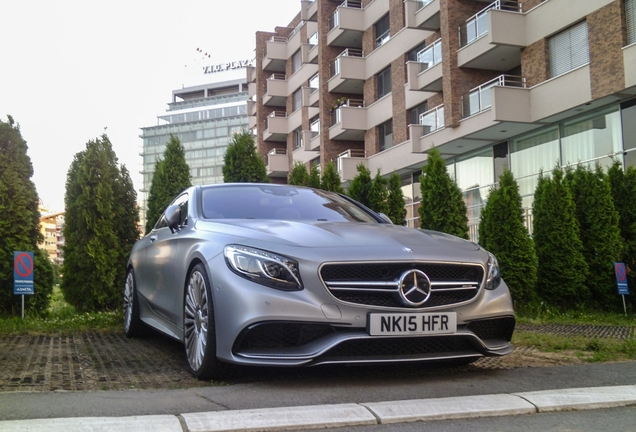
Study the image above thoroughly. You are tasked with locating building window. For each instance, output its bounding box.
[309,73,319,91]
[375,14,390,48]
[549,20,589,77]
[291,49,302,73]
[292,88,302,112]
[378,120,393,152]
[627,0,636,45]
[293,128,303,149]
[409,102,428,126]
[377,66,392,99]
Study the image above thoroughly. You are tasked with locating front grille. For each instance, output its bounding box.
[234,322,336,351]
[467,316,516,342]
[321,262,483,309]
[320,335,478,361]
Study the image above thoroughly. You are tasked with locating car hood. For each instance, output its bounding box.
[198,219,481,253]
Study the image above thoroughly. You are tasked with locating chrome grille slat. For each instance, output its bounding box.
[320,262,483,309]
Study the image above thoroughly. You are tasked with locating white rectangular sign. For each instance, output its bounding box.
[368,312,457,336]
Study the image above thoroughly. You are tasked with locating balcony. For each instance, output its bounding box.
[246,66,256,83]
[267,148,289,178]
[263,74,287,107]
[420,104,445,135]
[247,99,256,116]
[293,131,320,164]
[328,48,365,94]
[263,111,288,142]
[308,118,321,150]
[263,36,287,72]
[307,33,319,63]
[337,149,367,181]
[301,0,318,22]
[302,86,320,108]
[457,0,524,71]
[405,0,440,31]
[625,42,636,90]
[329,99,366,141]
[406,39,443,92]
[327,0,364,48]
[462,74,525,118]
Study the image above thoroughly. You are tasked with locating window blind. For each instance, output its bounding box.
[627,0,636,45]
[549,20,589,77]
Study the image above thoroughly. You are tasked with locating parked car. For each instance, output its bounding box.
[124,183,515,380]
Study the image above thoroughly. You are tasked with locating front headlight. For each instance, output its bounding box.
[485,253,502,290]
[224,245,303,291]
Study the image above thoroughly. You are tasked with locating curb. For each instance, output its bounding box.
[1,385,635,432]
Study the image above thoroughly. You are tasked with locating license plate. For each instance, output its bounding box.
[368,312,457,336]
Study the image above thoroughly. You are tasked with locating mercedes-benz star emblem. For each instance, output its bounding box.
[398,269,432,307]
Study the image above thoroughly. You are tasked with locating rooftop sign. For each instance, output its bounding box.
[203,59,254,74]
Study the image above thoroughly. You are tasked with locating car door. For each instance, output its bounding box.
[141,193,189,324]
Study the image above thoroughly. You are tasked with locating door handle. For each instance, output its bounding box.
[149,235,157,242]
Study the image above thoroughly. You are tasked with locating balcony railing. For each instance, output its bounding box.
[415,0,434,10]
[329,0,362,30]
[308,31,318,45]
[268,73,286,81]
[419,104,444,135]
[269,35,288,43]
[461,74,526,118]
[458,0,521,47]
[269,110,288,118]
[289,20,305,40]
[331,48,364,77]
[337,148,366,173]
[330,98,365,126]
[268,148,287,155]
[310,118,320,137]
[416,39,442,72]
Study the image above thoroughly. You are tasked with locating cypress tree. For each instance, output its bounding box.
[568,164,624,309]
[532,167,589,309]
[479,170,537,306]
[387,172,407,225]
[320,161,345,193]
[0,116,54,314]
[223,130,269,183]
[61,135,137,312]
[145,135,192,233]
[608,162,636,308]
[347,164,373,207]
[368,169,389,215]
[307,162,321,189]
[288,161,308,186]
[419,148,469,239]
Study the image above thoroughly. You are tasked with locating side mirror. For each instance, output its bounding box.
[164,205,181,233]
[378,213,393,224]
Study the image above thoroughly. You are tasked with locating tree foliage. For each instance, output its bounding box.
[607,161,636,307]
[368,170,389,216]
[222,130,269,183]
[479,170,537,306]
[61,135,139,312]
[320,161,345,193]
[0,116,54,314]
[419,148,469,239]
[288,161,308,186]
[145,135,192,233]
[567,164,624,309]
[307,162,321,189]
[387,172,407,225]
[532,167,589,309]
[347,164,373,207]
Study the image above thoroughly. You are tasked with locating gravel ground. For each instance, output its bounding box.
[0,324,633,393]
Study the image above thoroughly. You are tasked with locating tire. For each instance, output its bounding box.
[184,263,227,380]
[123,268,148,338]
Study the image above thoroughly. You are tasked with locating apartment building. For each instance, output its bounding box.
[249,0,636,239]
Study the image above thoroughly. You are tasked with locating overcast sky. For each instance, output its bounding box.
[0,0,300,212]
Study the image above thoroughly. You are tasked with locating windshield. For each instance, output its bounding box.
[200,185,380,223]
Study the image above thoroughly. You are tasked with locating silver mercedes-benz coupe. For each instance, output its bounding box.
[124,183,515,380]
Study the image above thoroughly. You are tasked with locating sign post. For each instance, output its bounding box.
[614,262,630,316]
[13,251,35,319]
